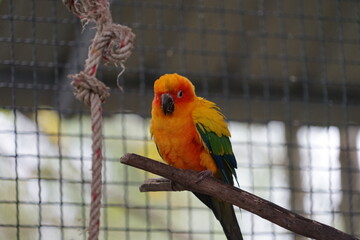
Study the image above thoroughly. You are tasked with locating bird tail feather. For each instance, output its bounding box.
[193,192,243,240]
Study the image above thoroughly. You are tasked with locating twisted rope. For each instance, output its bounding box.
[63,1,135,240]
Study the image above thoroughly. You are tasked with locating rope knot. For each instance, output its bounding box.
[70,71,110,106]
[100,24,136,66]
[62,1,135,240]
[63,0,109,24]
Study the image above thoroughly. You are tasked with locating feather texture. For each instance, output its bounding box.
[193,98,238,184]
[150,73,243,240]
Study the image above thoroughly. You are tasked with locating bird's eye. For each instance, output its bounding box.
[177,90,183,98]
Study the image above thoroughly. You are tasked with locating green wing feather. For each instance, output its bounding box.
[196,123,238,184]
[193,99,238,185]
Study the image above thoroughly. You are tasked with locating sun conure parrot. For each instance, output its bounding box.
[150,73,243,240]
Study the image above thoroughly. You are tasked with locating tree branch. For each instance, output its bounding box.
[140,178,186,192]
[120,153,359,240]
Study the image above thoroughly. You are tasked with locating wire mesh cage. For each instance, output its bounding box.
[0,0,359,239]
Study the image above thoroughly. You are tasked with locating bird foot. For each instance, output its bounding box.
[196,170,213,183]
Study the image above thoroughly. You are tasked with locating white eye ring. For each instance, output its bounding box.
[177,90,183,98]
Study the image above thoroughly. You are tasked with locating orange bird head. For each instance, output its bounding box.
[152,73,196,116]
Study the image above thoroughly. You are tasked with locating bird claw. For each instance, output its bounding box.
[196,170,213,183]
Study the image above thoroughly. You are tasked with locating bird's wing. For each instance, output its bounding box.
[193,98,238,184]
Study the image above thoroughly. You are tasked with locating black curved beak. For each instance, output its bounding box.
[161,93,174,115]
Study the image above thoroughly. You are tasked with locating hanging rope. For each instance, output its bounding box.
[62,1,135,240]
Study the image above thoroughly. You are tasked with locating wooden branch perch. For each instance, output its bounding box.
[120,153,359,240]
